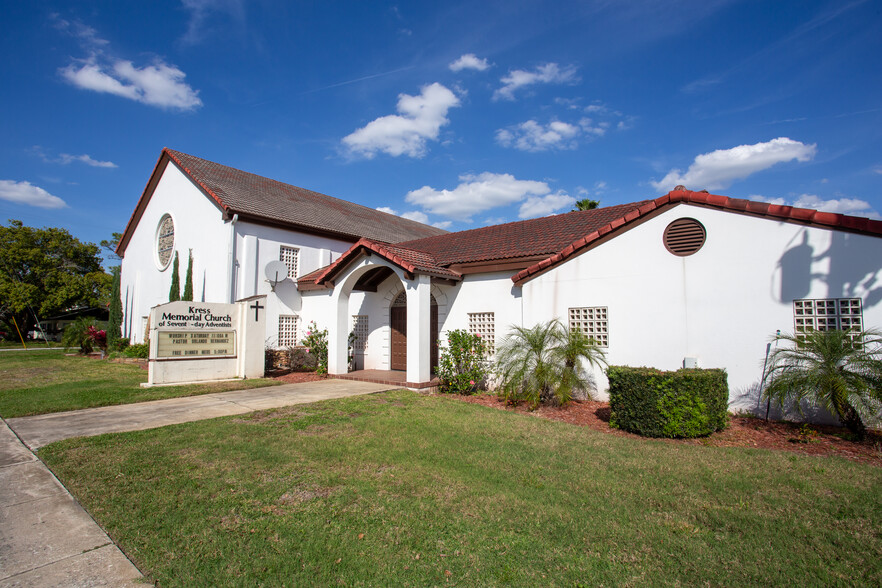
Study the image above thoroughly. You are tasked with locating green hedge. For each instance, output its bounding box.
[607,366,729,438]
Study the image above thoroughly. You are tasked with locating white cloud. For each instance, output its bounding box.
[405,172,554,222]
[58,153,117,168]
[449,53,490,72]
[376,206,447,227]
[401,210,429,224]
[0,180,67,209]
[493,63,578,101]
[651,137,817,192]
[496,118,608,152]
[519,191,576,219]
[752,193,880,219]
[61,58,203,111]
[342,83,460,159]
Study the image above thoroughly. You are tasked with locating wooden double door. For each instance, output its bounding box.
[390,297,438,374]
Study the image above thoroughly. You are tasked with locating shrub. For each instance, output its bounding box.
[608,366,728,438]
[300,321,328,374]
[123,342,149,358]
[437,329,490,394]
[289,346,318,371]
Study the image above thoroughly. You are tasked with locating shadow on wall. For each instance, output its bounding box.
[778,229,882,309]
[731,382,841,426]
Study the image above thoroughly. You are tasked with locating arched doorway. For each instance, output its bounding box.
[390,291,438,373]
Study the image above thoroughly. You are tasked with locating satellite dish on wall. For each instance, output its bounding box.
[264,260,289,291]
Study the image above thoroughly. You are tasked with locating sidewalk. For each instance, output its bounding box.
[1,379,398,585]
[7,379,398,450]
[0,420,143,586]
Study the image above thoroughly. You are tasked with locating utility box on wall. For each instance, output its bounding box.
[145,296,267,386]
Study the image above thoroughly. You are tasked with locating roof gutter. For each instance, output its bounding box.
[226,214,239,303]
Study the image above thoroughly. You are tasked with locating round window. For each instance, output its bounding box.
[663,218,706,256]
[155,214,175,269]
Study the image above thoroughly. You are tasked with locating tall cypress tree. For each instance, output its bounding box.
[169,252,181,302]
[107,266,123,348]
[182,250,194,301]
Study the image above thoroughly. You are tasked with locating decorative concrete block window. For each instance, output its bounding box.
[279,246,299,279]
[793,298,863,341]
[278,315,299,347]
[568,307,609,347]
[351,315,368,352]
[468,312,495,355]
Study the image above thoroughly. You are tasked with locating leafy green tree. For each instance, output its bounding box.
[763,329,882,440]
[573,199,599,211]
[107,266,122,349]
[99,231,123,263]
[168,252,180,302]
[0,220,110,336]
[182,250,193,301]
[497,319,607,409]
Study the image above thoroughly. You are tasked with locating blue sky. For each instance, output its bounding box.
[2,0,880,262]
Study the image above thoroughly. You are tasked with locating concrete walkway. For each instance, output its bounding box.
[7,379,398,450]
[1,379,398,586]
[1,420,143,586]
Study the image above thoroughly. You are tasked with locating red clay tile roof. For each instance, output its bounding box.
[312,239,461,286]
[511,189,882,285]
[117,149,447,255]
[395,201,653,265]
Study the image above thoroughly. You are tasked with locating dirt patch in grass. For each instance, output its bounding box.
[455,394,882,467]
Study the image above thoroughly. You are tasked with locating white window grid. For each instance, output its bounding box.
[793,298,863,341]
[351,315,368,353]
[279,246,299,279]
[278,315,299,348]
[568,307,609,347]
[468,312,495,355]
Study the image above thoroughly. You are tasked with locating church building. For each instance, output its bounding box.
[118,148,882,408]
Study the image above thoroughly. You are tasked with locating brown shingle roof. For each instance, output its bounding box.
[165,149,448,242]
[396,201,652,265]
[117,149,447,255]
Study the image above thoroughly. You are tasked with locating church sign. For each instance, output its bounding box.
[145,297,266,386]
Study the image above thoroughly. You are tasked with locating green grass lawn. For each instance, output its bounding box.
[0,350,280,417]
[40,390,882,587]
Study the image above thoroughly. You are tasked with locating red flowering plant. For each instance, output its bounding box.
[87,326,107,351]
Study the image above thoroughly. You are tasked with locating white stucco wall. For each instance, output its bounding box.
[231,220,353,348]
[120,164,357,347]
[120,164,230,343]
[519,204,882,409]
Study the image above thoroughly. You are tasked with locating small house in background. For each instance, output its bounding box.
[38,306,109,341]
[117,149,882,413]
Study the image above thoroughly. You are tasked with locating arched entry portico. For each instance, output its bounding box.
[390,291,438,373]
[327,257,437,385]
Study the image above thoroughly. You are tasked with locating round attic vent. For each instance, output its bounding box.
[663,218,706,256]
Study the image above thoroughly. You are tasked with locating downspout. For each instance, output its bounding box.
[227,214,239,303]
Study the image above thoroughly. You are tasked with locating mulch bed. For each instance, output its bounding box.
[269,370,328,384]
[455,394,882,467]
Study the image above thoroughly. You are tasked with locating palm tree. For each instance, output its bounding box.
[572,198,599,211]
[552,326,608,402]
[496,319,607,409]
[763,329,882,440]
